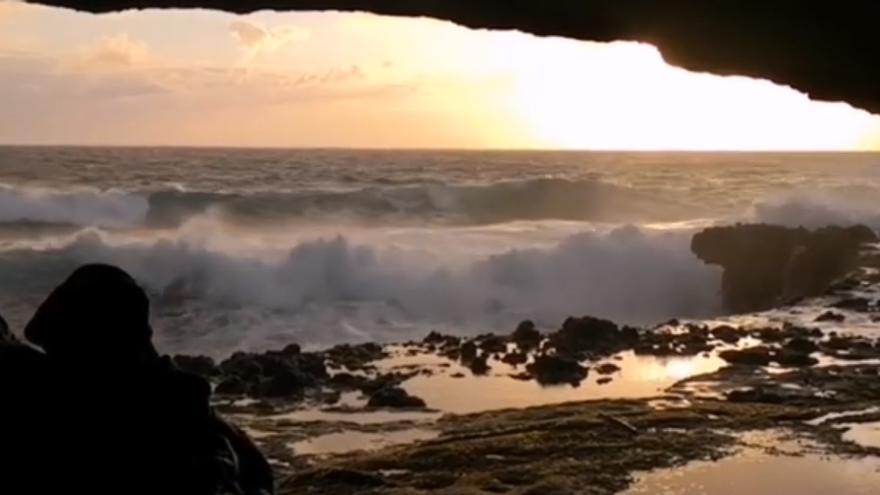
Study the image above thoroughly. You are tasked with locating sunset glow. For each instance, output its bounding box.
[1,2,879,150]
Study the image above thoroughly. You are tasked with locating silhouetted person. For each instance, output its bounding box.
[22,264,273,495]
[0,312,52,493]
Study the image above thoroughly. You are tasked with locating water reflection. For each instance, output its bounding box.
[393,350,725,414]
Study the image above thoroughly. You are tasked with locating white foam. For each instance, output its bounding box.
[1,224,721,353]
[0,184,148,227]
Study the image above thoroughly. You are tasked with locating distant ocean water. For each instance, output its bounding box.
[1,147,878,356]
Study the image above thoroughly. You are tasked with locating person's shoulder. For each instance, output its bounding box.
[154,356,213,406]
[0,343,46,367]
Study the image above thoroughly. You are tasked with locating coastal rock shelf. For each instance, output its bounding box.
[182,224,880,493]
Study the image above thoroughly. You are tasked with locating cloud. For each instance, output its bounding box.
[77,33,153,71]
[229,20,310,57]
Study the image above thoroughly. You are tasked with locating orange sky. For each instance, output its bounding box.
[1,2,879,150]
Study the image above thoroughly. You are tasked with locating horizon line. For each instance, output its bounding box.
[1,143,879,154]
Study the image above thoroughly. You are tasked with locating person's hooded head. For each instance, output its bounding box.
[25,264,156,366]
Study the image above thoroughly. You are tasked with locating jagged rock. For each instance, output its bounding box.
[501,351,528,367]
[833,297,873,312]
[367,386,426,409]
[469,354,491,375]
[816,311,846,323]
[329,372,366,389]
[217,349,328,398]
[460,341,478,363]
[512,320,542,349]
[172,355,220,377]
[774,349,819,367]
[725,387,786,404]
[785,337,819,354]
[526,354,588,386]
[215,376,247,396]
[692,224,877,312]
[549,316,636,357]
[424,331,461,350]
[323,343,385,371]
[479,335,508,354]
[711,325,742,344]
[257,367,311,398]
[219,352,263,381]
[719,347,773,366]
[595,363,621,375]
[751,327,786,343]
[281,343,301,356]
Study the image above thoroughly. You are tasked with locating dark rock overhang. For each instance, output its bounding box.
[28,0,880,114]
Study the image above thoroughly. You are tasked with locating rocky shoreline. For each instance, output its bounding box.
[155,223,880,494]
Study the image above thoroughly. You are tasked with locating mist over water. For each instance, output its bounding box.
[0,148,878,356]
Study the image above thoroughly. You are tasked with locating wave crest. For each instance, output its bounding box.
[0,226,721,352]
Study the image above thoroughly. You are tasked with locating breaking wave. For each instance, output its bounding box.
[0,178,694,228]
[0,226,722,353]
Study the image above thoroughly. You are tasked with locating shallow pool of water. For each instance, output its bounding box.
[625,431,880,495]
[395,350,725,414]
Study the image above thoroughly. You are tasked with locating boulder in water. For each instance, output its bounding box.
[367,386,427,409]
[512,320,542,349]
[527,354,588,386]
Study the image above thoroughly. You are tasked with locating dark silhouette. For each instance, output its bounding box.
[692,224,878,312]
[0,264,273,495]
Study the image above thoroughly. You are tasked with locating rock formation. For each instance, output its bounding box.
[692,224,877,313]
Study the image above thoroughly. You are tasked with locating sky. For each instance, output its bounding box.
[1,1,880,150]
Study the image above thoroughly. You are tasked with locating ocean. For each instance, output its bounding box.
[1,147,878,356]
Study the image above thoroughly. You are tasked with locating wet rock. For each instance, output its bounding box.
[217,349,328,398]
[450,372,466,379]
[330,372,367,390]
[172,355,219,377]
[725,387,786,404]
[501,351,528,367]
[595,363,621,375]
[597,377,613,386]
[215,376,247,396]
[549,316,635,357]
[257,367,311,398]
[719,347,773,366]
[460,341,478,363]
[512,320,542,349]
[424,331,457,346]
[833,297,872,312]
[287,469,388,490]
[692,224,877,312]
[367,386,427,409]
[469,354,491,375]
[526,354,588,386]
[479,335,508,354]
[710,325,742,345]
[752,327,786,343]
[323,343,386,371]
[774,349,819,367]
[823,336,864,351]
[816,311,846,323]
[785,337,819,354]
[281,343,301,356]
